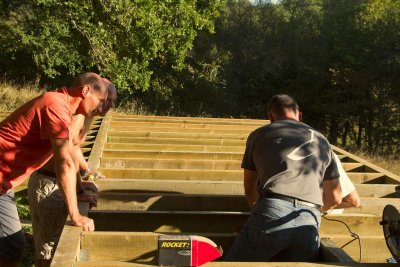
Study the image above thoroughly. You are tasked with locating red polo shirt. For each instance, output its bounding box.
[0,88,72,189]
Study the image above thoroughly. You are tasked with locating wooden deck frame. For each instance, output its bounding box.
[52,113,398,266]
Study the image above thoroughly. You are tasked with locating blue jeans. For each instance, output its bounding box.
[224,197,321,262]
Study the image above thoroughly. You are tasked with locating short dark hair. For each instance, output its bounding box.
[71,72,103,93]
[267,94,299,119]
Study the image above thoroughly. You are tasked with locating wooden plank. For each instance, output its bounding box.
[343,198,400,215]
[107,130,249,140]
[107,127,254,135]
[87,113,110,171]
[355,184,397,198]
[102,150,243,160]
[95,180,397,198]
[51,225,82,267]
[98,168,242,180]
[98,168,385,183]
[79,232,386,264]
[80,232,346,263]
[80,232,159,263]
[341,162,364,172]
[100,158,242,170]
[328,235,390,263]
[95,192,249,212]
[94,192,398,215]
[107,136,246,146]
[95,179,244,195]
[320,214,382,236]
[89,210,248,233]
[111,114,268,124]
[109,121,260,130]
[88,210,383,236]
[104,143,245,152]
[347,172,386,184]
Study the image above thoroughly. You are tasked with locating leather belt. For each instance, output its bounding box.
[38,169,57,178]
[260,192,321,210]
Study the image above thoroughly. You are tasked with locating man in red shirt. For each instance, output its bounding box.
[28,78,117,266]
[0,72,108,266]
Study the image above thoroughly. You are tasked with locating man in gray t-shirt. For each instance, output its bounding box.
[225,94,342,262]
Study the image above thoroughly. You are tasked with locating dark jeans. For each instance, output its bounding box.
[224,197,321,262]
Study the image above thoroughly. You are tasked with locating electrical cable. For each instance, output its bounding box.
[322,214,362,263]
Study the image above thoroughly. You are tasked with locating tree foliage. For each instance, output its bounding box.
[0,0,225,91]
[1,0,399,155]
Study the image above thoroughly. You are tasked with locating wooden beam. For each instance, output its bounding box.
[78,232,386,264]
[80,232,349,263]
[95,179,397,198]
[51,225,82,267]
[342,162,364,172]
[104,143,245,152]
[107,130,249,140]
[98,168,386,183]
[111,114,268,125]
[107,136,246,146]
[94,192,398,215]
[89,210,248,233]
[95,179,244,195]
[109,121,260,131]
[328,235,390,263]
[102,150,243,160]
[108,126,254,135]
[87,113,110,171]
[95,192,249,212]
[88,210,383,236]
[100,158,242,170]
[346,172,387,184]
[98,168,243,180]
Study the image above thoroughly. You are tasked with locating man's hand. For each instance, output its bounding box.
[81,181,99,192]
[77,192,97,209]
[82,171,105,181]
[71,214,95,232]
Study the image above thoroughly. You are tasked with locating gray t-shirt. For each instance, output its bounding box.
[241,120,339,206]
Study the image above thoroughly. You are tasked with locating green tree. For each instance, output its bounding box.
[0,0,225,92]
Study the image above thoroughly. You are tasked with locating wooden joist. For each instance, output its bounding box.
[96,179,398,198]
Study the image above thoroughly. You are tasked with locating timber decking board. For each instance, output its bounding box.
[100,157,363,171]
[106,130,249,140]
[95,179,398,198]
[98,168,387,184]
[94,192,399,215]
[87,210,383,236]
[79,232,388,263]
[107,136,246,146]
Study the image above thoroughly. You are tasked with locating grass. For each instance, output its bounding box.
[0,81,44,111]
[349,150,400,176]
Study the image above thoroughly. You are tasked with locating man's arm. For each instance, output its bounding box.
[322,178,342,212]
[332,153,361,209]
[50,138,94,231]
[244,169,258,207]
